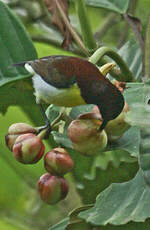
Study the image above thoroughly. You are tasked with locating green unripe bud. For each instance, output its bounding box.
[44,148,74,175]
[37,173,68,205]
[12,133,45,164]
[105,102,130,141]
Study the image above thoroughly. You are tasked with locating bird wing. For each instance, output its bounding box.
[30,56,77,89]
[13,56,124,128]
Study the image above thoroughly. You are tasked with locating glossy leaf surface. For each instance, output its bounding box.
[118,40,142,80]
[0,1,37,87]
[71,0,130,13]
[79,170,150,225]
[126,83,150,186]
[49,218,69,230]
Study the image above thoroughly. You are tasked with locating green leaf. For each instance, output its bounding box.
[70,149,138,204]
[106,83,143,158]
[51,131,73,149]
[0,1,37,87]
[70,105,94,119]
[66,206,93,230]
[109,127,140,157]
[49,206,93,230]
[118,40,142,80]
[49,218,69,230]
[124,83,144,105]
[71,0,130,14]
[0,79,39,115]
[46,105,62,123]
[140,128,150,185]
[125,83,150,185]
[126,103,150,127]
[79,169,150,225]
[110,82,144,157]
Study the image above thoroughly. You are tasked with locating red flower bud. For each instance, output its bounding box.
[44,148,74,175]
[68,114,107,156]
[5,123,36,151]
[37,173,68,205]
[12,133,45,164]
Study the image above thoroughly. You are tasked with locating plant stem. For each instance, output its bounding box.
[36,0,52,21]
[94,13,118,41]
[55,0,89,56]
[89,46,135,82]
[31,35,86,56]
[123,13,144,53]
[118,22,129,49]
[75,0,97,53]
[144,14,150,79]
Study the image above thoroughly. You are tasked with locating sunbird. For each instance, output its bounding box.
[14,56,124,130]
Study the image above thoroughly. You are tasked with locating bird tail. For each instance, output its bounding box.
[12,61,27,67]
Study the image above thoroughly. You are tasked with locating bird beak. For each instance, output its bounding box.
[99,63,116,76]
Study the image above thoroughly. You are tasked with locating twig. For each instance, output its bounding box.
[31,35,86,56]
[117,22,129,49]
[36,0,52,21]
[75,0,97,53]
[123,13,144,53]
[94,13,118,41]
[118,0,138,48]
[144,14,150,79]
[55,0,89,56]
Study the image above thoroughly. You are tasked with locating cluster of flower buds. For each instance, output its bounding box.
[5,123,74,205]
[5,123,45,164]
[37,147,73,205]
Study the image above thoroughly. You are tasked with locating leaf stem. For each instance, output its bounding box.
[123,13,144,53]
[144,14,150,79]
[89,46,135,82]
[55,0,89,56]
[94,13,118,42]
[36,0,52,21]
[75,0,97,53]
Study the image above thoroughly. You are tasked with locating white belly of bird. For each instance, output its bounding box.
[32,73,85,107]
[25,63,85,106]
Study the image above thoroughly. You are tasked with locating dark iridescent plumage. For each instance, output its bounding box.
[14,56,125,130]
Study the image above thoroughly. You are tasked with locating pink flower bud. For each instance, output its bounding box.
[5,123,36,151]
[37,173,68,205]
[68,114,107,156]
[44,148,74,175]
[12,133,45,164]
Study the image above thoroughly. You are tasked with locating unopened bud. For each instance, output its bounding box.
[12,133,45,164]
[105,102,130,141]
[68,114,107,156]
[37,173,68,205]
[5,123,36,151]
[44,148,74,175]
